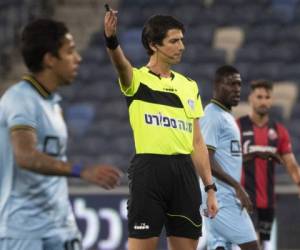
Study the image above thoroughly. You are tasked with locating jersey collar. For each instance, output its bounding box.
[211,99,231,112]
[148,69,175,80]
[22,75,51,99]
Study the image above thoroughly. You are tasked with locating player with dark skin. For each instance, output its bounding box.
[207,72,260,250]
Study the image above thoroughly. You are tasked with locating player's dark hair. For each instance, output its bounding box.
[141,15,185,56]
[21,18,69,73]
[214,65,240,84]
[250,79,273,92]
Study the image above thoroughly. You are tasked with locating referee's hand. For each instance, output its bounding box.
[206,190,219,218]
[104,6,118,38]
[81,164,122,189]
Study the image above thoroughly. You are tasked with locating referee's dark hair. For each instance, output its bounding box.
[141,15,185,56]
[21,18,69,73]
[250,79,273,92]
[214,65,240,84]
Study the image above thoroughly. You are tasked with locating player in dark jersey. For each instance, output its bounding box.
[237,80,300,250]
[104,6,218,250]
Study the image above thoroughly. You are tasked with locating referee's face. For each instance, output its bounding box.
[51,33,82,86]
[155,29,185,64]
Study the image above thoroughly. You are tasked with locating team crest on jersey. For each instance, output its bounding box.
[268,128,278,140]
[188,99,195,110]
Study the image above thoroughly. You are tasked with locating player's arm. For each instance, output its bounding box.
[243,151,259,162]
[208,149,253,212]
[11,127,121,189]
[243,151,282,164]
[191,119,218,218]
[281,153,300,195]
[104,6,133,88]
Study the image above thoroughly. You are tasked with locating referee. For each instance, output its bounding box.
[104,8,218,250]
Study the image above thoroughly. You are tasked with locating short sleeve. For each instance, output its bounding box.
[200,112,220,150]
[183,81,204,119]
[277,124,292,155]
[118,67,141,96]
[2,89,37,130]
[194,83,204,118]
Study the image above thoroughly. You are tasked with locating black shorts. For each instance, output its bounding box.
[127,154,202,239]
[251,207,275,241]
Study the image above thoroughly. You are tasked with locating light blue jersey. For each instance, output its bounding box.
[200,100,256,249]
[200,100,242,208]
[0,76,80,241]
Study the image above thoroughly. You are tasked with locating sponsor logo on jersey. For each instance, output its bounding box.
[231,140,242,156]
[144,113,192,133]
[163,87,177,92]
[243,139,277,154]
[242,131,254,136]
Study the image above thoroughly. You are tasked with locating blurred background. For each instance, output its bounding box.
[1,0,300,249]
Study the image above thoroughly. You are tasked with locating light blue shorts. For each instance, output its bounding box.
[0,237,81,250]
[204,205,257,250]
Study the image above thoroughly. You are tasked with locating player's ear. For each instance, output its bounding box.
[149,42,157,53]
[43,52,56,69]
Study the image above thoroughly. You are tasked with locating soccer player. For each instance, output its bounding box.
[0,19,121,250]
[104,7,218,250]
[237,80,300,250]
[200,65,259,250]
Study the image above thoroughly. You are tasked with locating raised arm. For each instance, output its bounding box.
[104,7,133,88]
[11,128,121,189]
[191,119,218,218]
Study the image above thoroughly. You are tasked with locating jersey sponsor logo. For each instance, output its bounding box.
[133,223,150,230]
[43,136,60,156]
[243,139,277,154]
[187,99,195,110]
[242,131,254,136]
[249,145,277,153]
[231,140,242,156]
[144,113,192,133]
[163,87,177,92]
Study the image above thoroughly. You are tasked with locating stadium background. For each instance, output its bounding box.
[1,0,300,249]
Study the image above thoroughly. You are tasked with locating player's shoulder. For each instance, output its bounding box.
[173,70,196,84]
[236,114,250,123]
[204,102,224,114]
[203,103,223,122]
[1,81,37,105]
[274,121,289,135]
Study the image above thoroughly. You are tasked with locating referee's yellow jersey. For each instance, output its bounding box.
[119,66,204,155]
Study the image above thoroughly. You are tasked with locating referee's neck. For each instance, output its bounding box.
[146,60,172,78]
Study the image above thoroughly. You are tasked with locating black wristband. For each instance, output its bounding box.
[104,33,119,50]
[205,183,217,192]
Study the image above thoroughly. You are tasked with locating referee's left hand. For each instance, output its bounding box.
[206,190,219,218]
